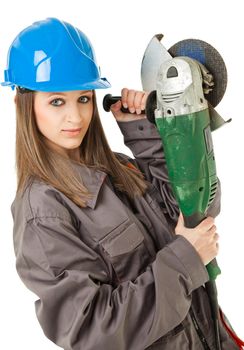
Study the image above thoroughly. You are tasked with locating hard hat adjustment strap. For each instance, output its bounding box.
[17,86,33,94]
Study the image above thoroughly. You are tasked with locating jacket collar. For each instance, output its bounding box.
[73,163,107,209]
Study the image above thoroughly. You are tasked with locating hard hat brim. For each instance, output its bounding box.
[1,77,111,92]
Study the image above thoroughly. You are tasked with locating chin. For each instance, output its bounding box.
[64,142,82,150]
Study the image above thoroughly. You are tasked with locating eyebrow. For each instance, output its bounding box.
[47,90,92,96]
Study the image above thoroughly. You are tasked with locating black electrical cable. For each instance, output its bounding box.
[185,214,222,350]
[205,280,221,350]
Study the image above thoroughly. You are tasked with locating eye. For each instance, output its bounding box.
[79,96,91,103]
[50,98,64,107]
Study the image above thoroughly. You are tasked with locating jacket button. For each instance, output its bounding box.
[138,125,144,131]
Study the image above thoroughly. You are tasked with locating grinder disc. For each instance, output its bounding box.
[168,39,227,107]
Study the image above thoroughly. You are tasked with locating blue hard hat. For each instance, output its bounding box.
[1,17,111,91]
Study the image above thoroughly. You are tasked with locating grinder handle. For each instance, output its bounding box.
[103,94,145,114]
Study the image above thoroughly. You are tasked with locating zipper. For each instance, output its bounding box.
[189,308,211,350]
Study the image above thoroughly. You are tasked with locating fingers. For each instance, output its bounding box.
[207,225,217,235]
[207,228,220,255]
[216,242,220,253]
[212,233,220,256]
[198,216,215,232]
[201,220,219,245]
[121,88,147,114]
[121,88,129,108]
[127,90,136,114]
[141,92,149,111]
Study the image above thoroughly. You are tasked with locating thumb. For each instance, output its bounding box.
[110,100,124,119]
[175,211,185,231]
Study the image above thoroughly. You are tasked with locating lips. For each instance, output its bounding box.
[62,128,82,132]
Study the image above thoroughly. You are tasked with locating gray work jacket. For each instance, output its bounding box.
[12,118,238,349]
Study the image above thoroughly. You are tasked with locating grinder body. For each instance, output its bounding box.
[155,110,217,225]
[152,56,221,280]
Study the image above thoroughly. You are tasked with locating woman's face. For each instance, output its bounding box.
[34,90,93,159]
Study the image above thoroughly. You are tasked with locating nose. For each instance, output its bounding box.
[66,103,83,124]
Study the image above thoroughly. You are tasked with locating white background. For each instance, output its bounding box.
[0,0,243,348]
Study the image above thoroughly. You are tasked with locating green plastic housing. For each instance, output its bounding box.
[155,108,221,280]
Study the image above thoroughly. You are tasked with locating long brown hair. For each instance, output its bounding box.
[15,90,149,207]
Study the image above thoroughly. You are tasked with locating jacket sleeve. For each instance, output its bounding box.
[116,118,221,220]
[15,215,209,350]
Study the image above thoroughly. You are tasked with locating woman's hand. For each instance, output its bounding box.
[110,88,149,122]
[175,213,220,266]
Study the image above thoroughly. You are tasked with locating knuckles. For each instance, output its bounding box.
[121,88,146,110]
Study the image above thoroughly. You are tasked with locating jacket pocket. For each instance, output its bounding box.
[147,324,189,349]
[99,222,152,283]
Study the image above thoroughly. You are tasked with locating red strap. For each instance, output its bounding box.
[219,308,244,349]
[126,161,140,171]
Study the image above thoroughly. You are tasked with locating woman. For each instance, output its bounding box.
[2,17,238,349]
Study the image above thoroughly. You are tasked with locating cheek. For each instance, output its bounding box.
[34,113,62,147]
[35,111,47,127]
[34,101,47,130]
[34,103,60,136]
[35,111,52,137]
[84,104,93,129]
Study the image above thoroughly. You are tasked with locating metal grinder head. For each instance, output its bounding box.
[168,39,227,107]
